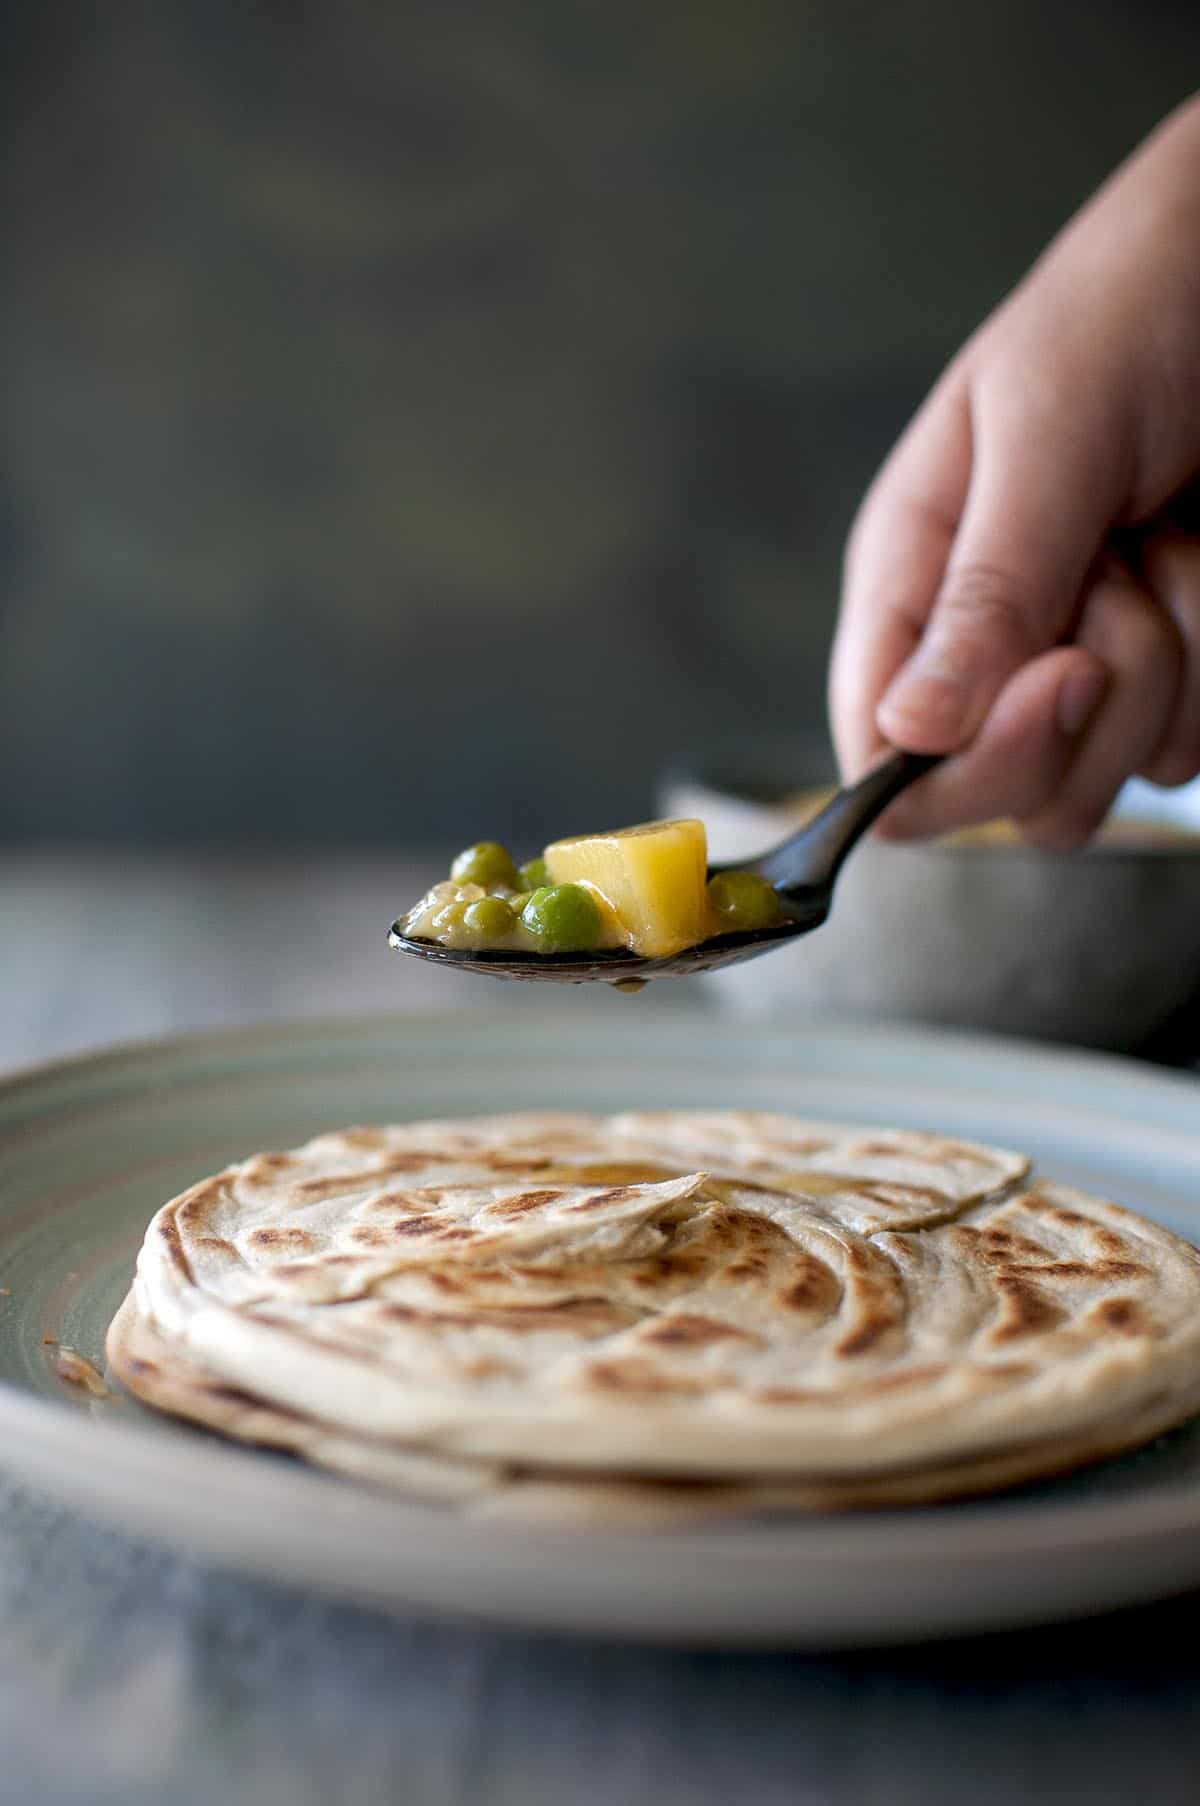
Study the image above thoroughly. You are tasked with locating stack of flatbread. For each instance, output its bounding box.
[107,1111,1200,1525]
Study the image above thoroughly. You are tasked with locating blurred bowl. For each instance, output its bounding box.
[661,740,1200,1059]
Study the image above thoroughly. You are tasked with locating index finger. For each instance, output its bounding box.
[829,372,971,780]
[875,359,1126,755]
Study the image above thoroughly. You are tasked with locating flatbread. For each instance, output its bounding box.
[106,1112,1200,1515]
[107,1287,1200,1525]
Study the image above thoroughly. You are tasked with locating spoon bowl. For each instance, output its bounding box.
[388,750,937,987]
[386,908,826,986]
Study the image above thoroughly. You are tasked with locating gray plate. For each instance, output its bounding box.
[1,1012,1199,1648]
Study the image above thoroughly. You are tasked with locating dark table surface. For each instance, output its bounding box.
[3,849,1199,1806]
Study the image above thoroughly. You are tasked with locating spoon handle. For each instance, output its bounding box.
[754,750,942,895]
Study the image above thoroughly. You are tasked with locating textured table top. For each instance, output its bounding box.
[3,848,1200,1806]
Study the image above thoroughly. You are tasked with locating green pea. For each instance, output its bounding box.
[521,883,603,953]
[450,841,520,889]
[462,896,517,941]
[518,856,549,891]
[508,891,533,914]
[707,871,783,933]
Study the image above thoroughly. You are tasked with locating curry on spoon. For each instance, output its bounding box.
[388,750,938,987]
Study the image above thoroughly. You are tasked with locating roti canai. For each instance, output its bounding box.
[106,1111,1200,1521]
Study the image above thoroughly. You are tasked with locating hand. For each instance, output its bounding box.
[830,95,1200,846]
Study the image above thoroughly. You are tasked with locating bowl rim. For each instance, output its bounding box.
[663,769,1200,863]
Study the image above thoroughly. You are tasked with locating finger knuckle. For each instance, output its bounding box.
[1085,580,1184,683]
[931,564,1040,674]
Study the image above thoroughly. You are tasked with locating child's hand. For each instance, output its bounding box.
[830,96,1200,845]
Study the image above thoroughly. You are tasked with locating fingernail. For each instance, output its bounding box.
[1056,665,1109,737]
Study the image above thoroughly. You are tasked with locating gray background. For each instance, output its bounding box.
[3,2,1199,846]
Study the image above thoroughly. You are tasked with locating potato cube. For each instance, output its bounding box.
[544,819,709,959]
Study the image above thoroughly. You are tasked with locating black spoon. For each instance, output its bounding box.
[388,750,940,987]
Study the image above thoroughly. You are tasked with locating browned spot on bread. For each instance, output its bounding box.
[990,1276,1067,1342]
[835,1264,906,1357]
[504,1299,632,1333]
[980,1229,1047,1258]
[776,1255,841,1315]
[176,1181,226,1229]
[364,1190,432,1215]
[1013,1187,1130,1231]
[984,1361,1036,1380]
[376,1152,458,1173]
[642,1313,757,1347]
[920,1139,987,1162]
[474,1152,553,1173]
[191,1235,238,1257]
[856,1141,903,1157]
[206,1379,305,1415]
[842,1244,875,1274]
[464,1357,517,1378]
[562,1186,644,1213]
[433,1227,478,1242]
[345,1226,392,1249]
[247,1227,319,1254]
[1092,1226,1131,1255]
[586,1358,711,1396]
[1007,1188,1047,1213]
[273,1254,359,1275]
[338,1128,387,1149]
[1004,1259,1148,1283]
[725,1256,769,1280]
[1090,1297,1159,1336]
[241,1152,298,1177]
[291,1155,448,1199]
[380,1298,631,1335]
[391,1216,440,1237]
[755,1364,948,1406]
[429,1272,465,1295]
[293,1174,370,1201]
[659,1250,711,1278]
[156,1214,191,1279]
[835,1314,894,1357]
[705,1206,780,1248]
[855,1362,948,1396]
[488,1189,566,1217]
[861,1181,945,1210]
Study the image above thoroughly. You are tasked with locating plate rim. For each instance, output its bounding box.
[3,1002,1199,1104]
[2,1010,1199,1634]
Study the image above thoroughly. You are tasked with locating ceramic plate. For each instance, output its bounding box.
[2,1013,1199,1648]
